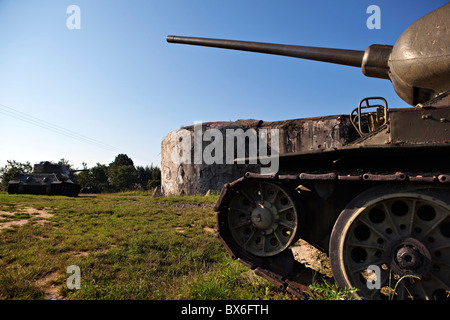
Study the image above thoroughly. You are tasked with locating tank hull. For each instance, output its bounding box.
[215,161,450,299]
[214,99,450,299]
[7,162,81,197]
[7,176,81,197]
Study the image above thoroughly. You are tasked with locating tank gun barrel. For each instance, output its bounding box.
[167,35,366,68]
[167,4,450,106]
[167,35,393,82]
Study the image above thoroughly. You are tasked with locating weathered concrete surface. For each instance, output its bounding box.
[161,115,357,195]
[161,120,260,195]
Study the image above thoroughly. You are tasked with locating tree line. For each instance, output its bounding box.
[0,154,161,193]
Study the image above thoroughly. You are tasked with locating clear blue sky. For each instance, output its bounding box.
[0,0,446,169]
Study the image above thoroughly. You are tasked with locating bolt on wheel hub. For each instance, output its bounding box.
[250,202,279,234]
[390,237,431,277]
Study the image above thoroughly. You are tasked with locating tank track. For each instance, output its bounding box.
[49,182,81,197]
[7,182,80,197]
[214,170,450,298]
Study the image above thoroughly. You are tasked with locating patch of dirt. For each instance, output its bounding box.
[35,270,64,300]
[0,207,54,231]
[0,218,29,230]
[291,239,333,277]
[174,227,185,234]
[70,251,89,258]
[174,225,216,234]
[203,226,215,234]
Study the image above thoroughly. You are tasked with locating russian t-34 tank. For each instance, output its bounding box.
[8,161,81,197]
[167,3,450,299]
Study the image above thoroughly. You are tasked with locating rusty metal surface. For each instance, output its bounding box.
[389,107,450,144]
[299,172,337,180]
[241,171,449,184]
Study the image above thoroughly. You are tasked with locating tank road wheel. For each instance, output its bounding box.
[226,181,300,257]
[330,186,450,300]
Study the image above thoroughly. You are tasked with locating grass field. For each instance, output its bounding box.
[0,191,301,300]
[0,191,355,300]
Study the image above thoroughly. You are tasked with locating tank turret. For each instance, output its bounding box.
[167,3,449,106]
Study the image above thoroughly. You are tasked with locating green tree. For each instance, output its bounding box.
[73,162,111,194]
[136,166,151,190]
[111,154,134,167]
[147,164,161,189]
[90,163,110,192]
[74,162,91,191]
[57,158,73,169]
[109,154,137,191]
[135,164,160,190]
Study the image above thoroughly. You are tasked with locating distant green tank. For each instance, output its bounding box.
[167,3,450,300]
[8,161,82,197]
